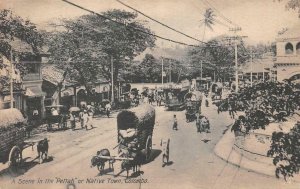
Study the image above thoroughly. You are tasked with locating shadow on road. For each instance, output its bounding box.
[162,161,174,167]
[0,156,54,178]
[146,149,162,164]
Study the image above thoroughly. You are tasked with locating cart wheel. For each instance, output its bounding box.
[145,136,152,162]
[8,146,22,170]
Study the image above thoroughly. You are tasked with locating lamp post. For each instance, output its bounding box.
[111,55,114,103]
[10,49,13,109]
[161,57,164,85]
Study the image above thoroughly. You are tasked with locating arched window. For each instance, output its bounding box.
[285,42,294,54]
[296,42,300,55]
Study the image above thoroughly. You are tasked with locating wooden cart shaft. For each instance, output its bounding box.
[97,155,134,161]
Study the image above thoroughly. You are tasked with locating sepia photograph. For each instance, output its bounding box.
[0,0,300,189]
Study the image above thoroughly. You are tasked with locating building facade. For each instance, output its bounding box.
[275,24,300,83]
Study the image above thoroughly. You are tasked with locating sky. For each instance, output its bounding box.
[0,0,299,48]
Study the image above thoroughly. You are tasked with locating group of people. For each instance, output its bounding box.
[69,102,112,131]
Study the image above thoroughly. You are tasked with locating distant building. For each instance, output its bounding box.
[275,24,300,83]
[42,65,111,108]
[0,39,48,119]
[241,52,276,85]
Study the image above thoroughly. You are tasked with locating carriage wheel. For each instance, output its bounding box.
[8,146,22,171]
[145,136,152,162]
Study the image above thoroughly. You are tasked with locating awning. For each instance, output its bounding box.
[25,86,46,97]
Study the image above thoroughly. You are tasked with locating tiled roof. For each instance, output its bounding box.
[6,38,48,54]
[42,65,65,86]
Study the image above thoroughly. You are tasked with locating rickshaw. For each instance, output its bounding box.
[44,105,68,131]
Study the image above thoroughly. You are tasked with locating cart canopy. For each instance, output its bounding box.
[0,108,25,128]
[117,104,155,130]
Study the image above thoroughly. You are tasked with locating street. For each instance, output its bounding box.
[1,99,299,189]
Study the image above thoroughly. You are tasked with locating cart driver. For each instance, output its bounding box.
[119,128,138,155]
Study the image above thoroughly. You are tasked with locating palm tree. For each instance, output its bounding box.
[200,8,215,41]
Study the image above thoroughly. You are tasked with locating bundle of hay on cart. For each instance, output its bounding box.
[117,104,155,162]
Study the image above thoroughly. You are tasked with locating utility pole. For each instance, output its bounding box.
[10,49,13,109]
[200,61,203,79]
[250,47,253,87]
[111,56,114,103]
[161,58,164,85]
[214,70,216,82]
[169,60,171,83]
[235,42,238,92]
[262,64,265,82]
[228,27,247,93]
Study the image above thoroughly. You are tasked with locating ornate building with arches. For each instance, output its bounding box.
[275,24,300,83]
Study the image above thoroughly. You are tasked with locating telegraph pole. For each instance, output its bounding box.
[169,60,171,83]
[234,42,238,92]
[228,27,247,93]
[161,58,164,85]
[250,47,253,87]
[111,56,114,103]
[200,61,203,79]
[10,49,13,109]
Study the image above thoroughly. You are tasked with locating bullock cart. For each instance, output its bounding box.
[91,104,155,176]
[184,92,201,122]
[0,109,46,171]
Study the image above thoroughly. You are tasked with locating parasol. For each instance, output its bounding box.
[69,107,80,112]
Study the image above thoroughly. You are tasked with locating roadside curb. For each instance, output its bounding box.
[214,124,300,183]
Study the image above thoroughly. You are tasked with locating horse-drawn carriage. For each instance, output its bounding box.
[211,82,223,100]
[184,91,202,122]
[91,104,155,177]
[44,105,68,131]
[0,108,47,172]
[164,87,187,111]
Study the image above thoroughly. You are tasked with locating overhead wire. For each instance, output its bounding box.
[115,0,205,44]
[61,0,207,48]
[200,0,240,28]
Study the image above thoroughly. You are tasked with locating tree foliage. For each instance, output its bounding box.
[187,36,248,82]
[277,0,300,17]
[268,122,300,180]
[0,9,43,87]
[47,9,156,92]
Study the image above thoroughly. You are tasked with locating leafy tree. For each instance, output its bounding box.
[200,8,215,41]
[0,9,43,87]
[139,54,161,82]
[47,9,156,96]
[268,122,300,180]
[188,36,248,82]
[277,0,300,17]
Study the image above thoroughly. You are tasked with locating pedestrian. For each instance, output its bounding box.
[228,101,235,119]
[82,109,89,130]
[69,112,76,130]
[231,115,246,135]
[105,102,111,118]
[172,114,178,130]
[87,106,94,129]
[157,95,161,106]
[195,113,200,132]
[79,110,84,128]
